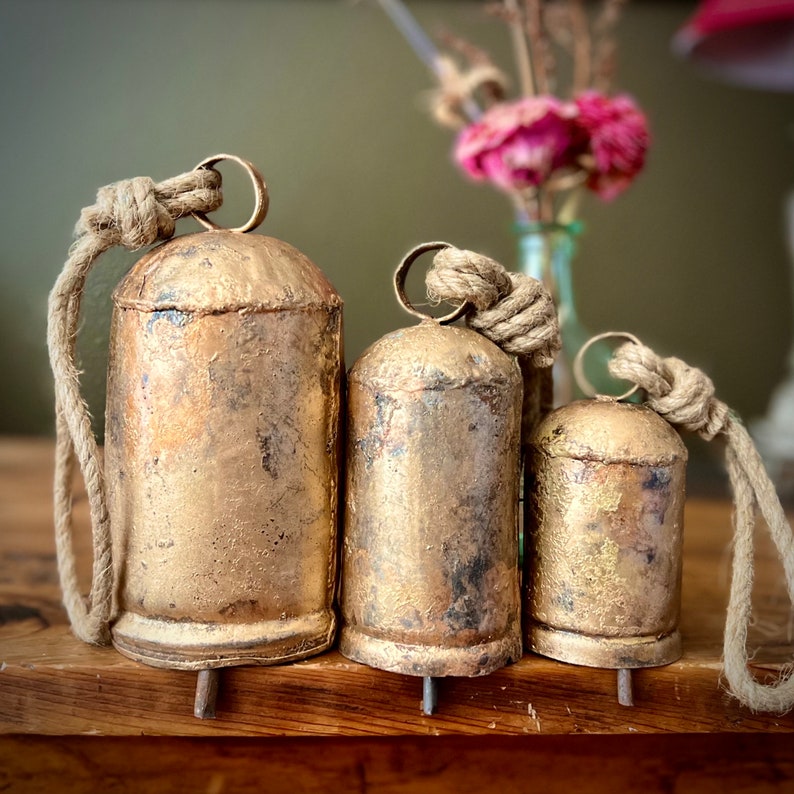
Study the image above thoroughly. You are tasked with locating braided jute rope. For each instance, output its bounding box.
[426,247,560,367]
[609,339,794,713]
[426,246,561,441]
[47,166,223,645]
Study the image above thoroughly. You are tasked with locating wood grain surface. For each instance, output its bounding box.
[2,734,794,794]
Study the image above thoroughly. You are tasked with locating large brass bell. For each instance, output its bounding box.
[339,242,523,714]
[104,155,343,715]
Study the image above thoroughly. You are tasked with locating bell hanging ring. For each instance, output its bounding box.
[524,333,687,706]
[104,156,343,701]
[339,242,523,715]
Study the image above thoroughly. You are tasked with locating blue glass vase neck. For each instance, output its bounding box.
[515,223,581,329]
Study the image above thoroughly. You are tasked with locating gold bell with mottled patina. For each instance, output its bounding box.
[104,156,343,676]
[339,243,523,712]
[524,395,688,701]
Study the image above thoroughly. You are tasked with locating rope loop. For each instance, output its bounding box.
[47,160,226,644]
[603,333,794,712]
[609,340,731,440]
[75,169,222,251]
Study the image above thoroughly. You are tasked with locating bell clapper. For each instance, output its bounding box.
[422,676,438,715]
[617,668,634,707]
[194,668,220,719]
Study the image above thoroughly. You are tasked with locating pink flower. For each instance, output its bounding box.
[454,96,578,193]
[573,91,650,200]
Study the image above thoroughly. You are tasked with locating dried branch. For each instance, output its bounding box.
[592,0,627,93]
[568,0,592,95]
[544,2,574,53]
[436,27,494,67]
[524,0,552,94]
[502,0,535,96]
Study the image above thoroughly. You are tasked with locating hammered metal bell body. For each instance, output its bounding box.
[524,399,687,669]
[104,229,343,670]
[340,319,523,678]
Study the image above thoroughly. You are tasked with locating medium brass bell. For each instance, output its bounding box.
[339,243,523,714]
[524,396,687,705]
[104,157,343,710]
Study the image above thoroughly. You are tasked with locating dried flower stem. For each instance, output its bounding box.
[437,28,492,67]
[511,190,536,224]
[503,0,535,96]
[538,188,555,223]
[594,0,627,41]
[569,0,592,95]
[557,188,583,225]
[592,0,627,92]
[524,0,550,95]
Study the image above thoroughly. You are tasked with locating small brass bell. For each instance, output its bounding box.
[524,343,688,705]
[103,156,343,714]
[339,243,524,714]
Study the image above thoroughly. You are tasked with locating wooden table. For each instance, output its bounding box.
[1,438,793,791]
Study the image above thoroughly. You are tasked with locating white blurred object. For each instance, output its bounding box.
[751,190,794,495]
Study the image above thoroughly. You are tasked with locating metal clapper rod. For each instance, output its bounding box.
[423,676,438,715]
[194,669,221,719]
[617,668,634,707]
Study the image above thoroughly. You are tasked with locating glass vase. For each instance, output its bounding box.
[515,221,614,405]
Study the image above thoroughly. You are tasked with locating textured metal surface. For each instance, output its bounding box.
[340,320,523,678]
[105,230,343,670]
[524,399,687,669]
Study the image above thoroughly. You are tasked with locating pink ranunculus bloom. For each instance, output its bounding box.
[454,96,579,193]
[573,91,650,200]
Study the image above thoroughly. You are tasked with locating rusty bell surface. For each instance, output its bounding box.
[524,399,688,669]
[340,319,523,678]
[105,229,343,670]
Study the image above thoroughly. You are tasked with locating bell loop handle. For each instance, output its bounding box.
[192,153,269,234]
[573,331,642,402]
[394,241,470,325]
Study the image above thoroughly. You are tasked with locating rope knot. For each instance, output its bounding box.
[427,248,512,310]
[74,168,223,251]
[426,246,560,368]
[609,341,731,440]
[48,161,224,645]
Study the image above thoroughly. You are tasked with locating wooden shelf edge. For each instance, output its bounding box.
[1,628,792,737]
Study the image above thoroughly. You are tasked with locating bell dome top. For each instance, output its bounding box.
[113,230,341,314]
[532,399,688,466]
[350,320,520,393]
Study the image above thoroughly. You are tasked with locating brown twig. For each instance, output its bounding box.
[437,26,493,67]
[524,0,551,94]
[568,0,592,95]
[592,0,627,92]
[502,0,535,96]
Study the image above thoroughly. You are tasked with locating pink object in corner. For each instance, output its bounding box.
[673,0,794,91]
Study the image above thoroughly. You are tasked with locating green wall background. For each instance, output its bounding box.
[1,0,793,459]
